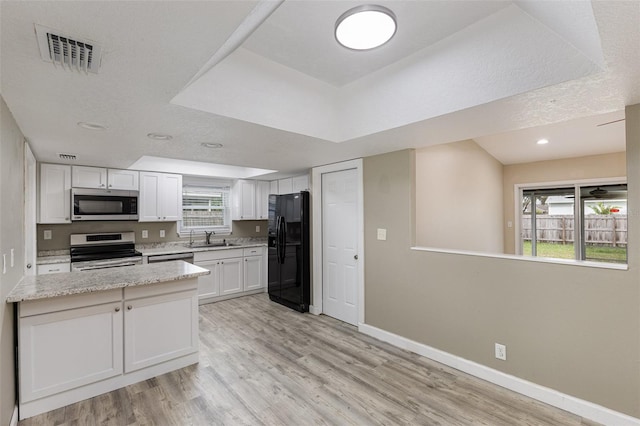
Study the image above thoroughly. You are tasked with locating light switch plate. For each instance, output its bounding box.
[256,225,261,233]
[160,230,165,238]
[44,230,52,240]
[142,230,148,239]
[377,228,387,241]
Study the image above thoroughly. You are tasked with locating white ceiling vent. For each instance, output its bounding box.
[35,24,102,74]
[58,153,77,161]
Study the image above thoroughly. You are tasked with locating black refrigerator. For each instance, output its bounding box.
[268,191,310,312]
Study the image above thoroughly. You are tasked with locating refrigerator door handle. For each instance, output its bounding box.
[275,216,282,264]
[281,218,287,264]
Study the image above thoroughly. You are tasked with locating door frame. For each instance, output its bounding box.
[310,159,364,326]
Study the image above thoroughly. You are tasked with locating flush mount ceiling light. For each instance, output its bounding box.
[147,133,173,141]
[335,5,397,50]
[77,121,107,131]
[201,143,223,149]
[537,138,549,145]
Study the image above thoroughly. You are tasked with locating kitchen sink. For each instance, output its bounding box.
[185,242,239,248]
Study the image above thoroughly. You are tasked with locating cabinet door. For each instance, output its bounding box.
[160,173,182,221]
[124,289,198,373]
[72,166,107,189]
[196,259,220,299]
[37,263,71,275]
[292,175,309,192]
[220,257,243,295]
[139,172,161,221]
[19,302,123,402]
[233,180,256,220]
[269,180,278,196]
[39,164,71,224]
[278,178,293,195]
[244,255,263,291]
[255,181,270,220]
[108,169,139,190]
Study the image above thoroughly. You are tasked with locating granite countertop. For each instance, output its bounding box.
[6,261,210,303]
[138,242,266,257]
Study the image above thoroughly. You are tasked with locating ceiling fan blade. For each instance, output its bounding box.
[596,118,625,127]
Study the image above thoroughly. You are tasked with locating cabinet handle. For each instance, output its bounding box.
[163,216,166,219]
[115,307,121,312]
[108,184,112,188]
[100,184,105,187]
[127,305,132,310]
[65,217,69,221]
[157,217,161,219]
[26,263,32,269]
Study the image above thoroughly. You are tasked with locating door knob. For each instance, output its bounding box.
[354,254,358,260]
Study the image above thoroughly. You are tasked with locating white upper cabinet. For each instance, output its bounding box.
[256,181,271,220]
[277,178,293,195]
[269,180,278,196]
[292,174,309,192]
[72,166,139,190]
[39,163,71,224]
[232,179,256,220]
[139,172,182,222]
[107,169,139,190]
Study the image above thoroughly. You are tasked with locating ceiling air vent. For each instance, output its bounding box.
[35,24,102,74]
[58,153,77,161]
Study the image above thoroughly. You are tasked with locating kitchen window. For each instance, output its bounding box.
[179,177,231,236]
[519,182,627,264]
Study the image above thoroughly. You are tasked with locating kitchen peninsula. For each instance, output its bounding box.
[6,261,209,420]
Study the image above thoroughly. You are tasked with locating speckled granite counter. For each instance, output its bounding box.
[6,261,210,303]
[138,242,266,257]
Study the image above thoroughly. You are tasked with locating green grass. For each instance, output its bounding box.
[522,241,626,263]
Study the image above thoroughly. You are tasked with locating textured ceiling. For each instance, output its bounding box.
[1,0,638,179]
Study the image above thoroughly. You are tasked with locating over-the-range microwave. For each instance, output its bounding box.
[71,188,139,221]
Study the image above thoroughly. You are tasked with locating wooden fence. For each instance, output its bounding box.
[521,215,627,247]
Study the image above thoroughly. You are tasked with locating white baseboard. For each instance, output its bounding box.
[10,405,18,426]
[308,305,321,315]
[358,323,640,426]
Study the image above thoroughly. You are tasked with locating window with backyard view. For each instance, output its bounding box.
[521,183,627,264]
[180,178,231,235]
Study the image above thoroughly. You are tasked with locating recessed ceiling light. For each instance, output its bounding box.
[147,133,173,141]
[77,122,107,131]
[335,5,397,50]
[537,138,549,145]
[201,143,223,149]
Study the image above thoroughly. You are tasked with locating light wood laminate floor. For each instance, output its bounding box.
[20,293,600,426]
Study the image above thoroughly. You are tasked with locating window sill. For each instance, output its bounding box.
[410,246,628,271]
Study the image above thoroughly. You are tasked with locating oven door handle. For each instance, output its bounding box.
[77,262,139,271]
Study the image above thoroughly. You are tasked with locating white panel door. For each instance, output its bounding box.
[278,178,293,194]
[322,168,358,325]
[256,181,270,219]
[19,302,123,402]
[39,164,71,223]
[244,255,263,291]
[108,169,139,190]
[196,259,220,299]
[72,166,107,189]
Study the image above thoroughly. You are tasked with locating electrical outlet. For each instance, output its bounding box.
[507,221,513,228]
[44,230,52,240]
[256,225,261,233]
[142,230,148,239]
[160,230,165,238]
[495,343,507,361]
[377,228,387,241]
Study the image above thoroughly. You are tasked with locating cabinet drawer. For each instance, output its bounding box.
[194,248,244,263]
[20,289,122,318]
[242,247,264,257]
[37,263,70,275]
[124,278,197,300]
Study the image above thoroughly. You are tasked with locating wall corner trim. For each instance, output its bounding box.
[11,405,19,426]
[308,305,321,315]
[358,323,640,426]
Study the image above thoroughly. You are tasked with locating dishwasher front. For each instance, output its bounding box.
[146,252,194,264]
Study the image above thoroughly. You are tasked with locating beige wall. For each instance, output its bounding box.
[37,219,267,251]
[0,96,24,425]
[363,106,640,417]
[502,152,626,254]
[416,140,503,253]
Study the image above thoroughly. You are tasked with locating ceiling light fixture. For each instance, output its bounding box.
[77,122,107,131]
[537,138,549,145]
[147,133,173,141]
[335,5,397,50]
[201,143,223,149]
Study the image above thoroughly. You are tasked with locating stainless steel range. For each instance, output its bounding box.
[70,232,143,271]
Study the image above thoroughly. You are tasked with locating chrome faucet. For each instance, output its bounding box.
[205,230,214,245]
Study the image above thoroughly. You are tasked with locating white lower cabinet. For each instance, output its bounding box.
[124,287,198,373]
[17,280,198,420]
[19,300,123,403]
[194,246,266,304]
